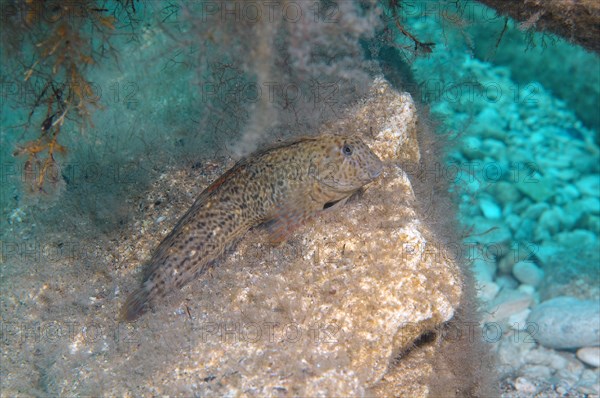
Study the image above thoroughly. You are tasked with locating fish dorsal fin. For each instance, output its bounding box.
[246,134,321,160]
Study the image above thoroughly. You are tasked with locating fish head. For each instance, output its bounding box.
[312,135,383,195]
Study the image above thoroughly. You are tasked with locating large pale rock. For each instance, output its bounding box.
[512,261,545,287]
[577,347,600,368]
[528,296,600,349]
[127,78,460,396]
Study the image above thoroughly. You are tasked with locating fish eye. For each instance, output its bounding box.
[342,143,353,156]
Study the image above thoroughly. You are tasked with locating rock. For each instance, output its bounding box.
[122,78,462,396]
[482,138,507,159]
[496,330,535,377]
[527,297,600,349]
[477,280,500,302]
[586,214,600,234]
[576,174,600,197]
[505,213,521,232]
[533,244,560,267]
[518,284,536,297]
[514,218,535,241]
[577,381,600,396]
[525,346,569,371]
[572,148,599,171]
[491,181,521,206]
[512,197,533,215]
[496,275,519,290]
[555,230,598,248]
[514,377,538,394]
[485,289,533,324]
[479,197,502,219]
[555,184,581,205]
[498,254,516,275]
[472,258,496,282]
[462,136,484,160]
[534,207,562,241]
[508,308,531,331]
[577,197,600,215]
[552,167,580,182]
[472,108,506,140]
[519,364,553,380]
[521,202,550,220]
[516,177,555,202]
[512,261,545,287]
[556,357,585,385]
[577,369,600,395]
[577,347,600,368]
[560,197,600,231]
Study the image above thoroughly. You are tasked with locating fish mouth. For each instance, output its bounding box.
[370,167,382,179]
[369,163,383,180]
[368,161,384,179]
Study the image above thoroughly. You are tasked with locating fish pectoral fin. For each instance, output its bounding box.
[263,207,312,244]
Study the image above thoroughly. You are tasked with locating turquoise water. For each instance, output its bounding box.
[1,1,598,396]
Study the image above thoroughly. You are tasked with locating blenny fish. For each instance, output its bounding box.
[120,134,383,321]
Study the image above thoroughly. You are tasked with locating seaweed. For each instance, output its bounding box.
[3,0,135,196]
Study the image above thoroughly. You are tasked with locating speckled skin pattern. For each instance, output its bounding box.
[120,134,383,321]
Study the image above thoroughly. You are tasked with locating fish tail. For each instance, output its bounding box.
[120,283,153,321]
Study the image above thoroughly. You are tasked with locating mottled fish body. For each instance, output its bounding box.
[120,134,383,321]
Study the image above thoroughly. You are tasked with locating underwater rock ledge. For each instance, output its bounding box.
[124,77,464,396]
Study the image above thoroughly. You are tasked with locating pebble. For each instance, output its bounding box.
[587,214,600,234]
[517,284,536,296]
[512,261,544,287]
[514,218,535,241]
[577,196,600,215]
[561,184,581,201]
[555,229,597,248]
[525,346,568,369]
[496,275,519,290]
[479,197,502,219]
[508,308,531,331]
[516,177,555,202]
[491,181,521,205]
[532,244,560,267]
[496,330,535,373]
[577,347,600,368]
[474,108,506,139]
[577,369,600,395]
[537,207,562,236]
[519,364,553,380]
[521,202,550,220]
[527,296,600,349]
[486,289,533,323]
[477,280,500,302]
[512,197,532,215]
[514,377,537,394]
[575,174,600,197]
[577,381,600,396]
[472,258,496,282]
[498,255,517,275]
[505,213,521,232]
[462,136,484,160]
[482,139,507,162]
